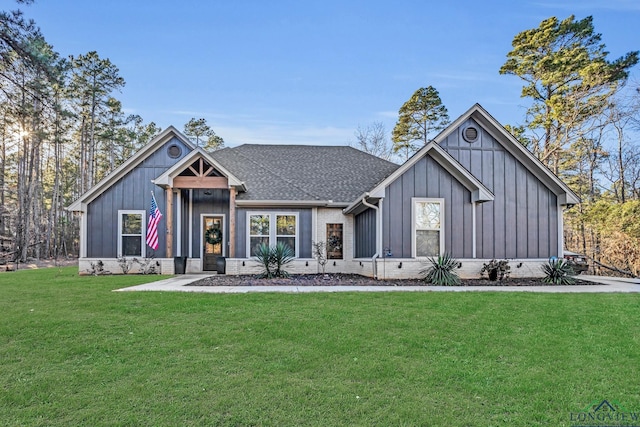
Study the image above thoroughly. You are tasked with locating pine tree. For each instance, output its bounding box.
[392,86,449,160]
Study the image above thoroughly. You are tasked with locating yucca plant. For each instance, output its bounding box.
[542,258,576,285]
[272,242,295,278]
[253,242,295,278]
[421,253,461,286]
[254,243,275,278]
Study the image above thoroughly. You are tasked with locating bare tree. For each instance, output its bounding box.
[352,121,395,161]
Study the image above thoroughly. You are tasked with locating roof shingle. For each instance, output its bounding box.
[211,145,399,203]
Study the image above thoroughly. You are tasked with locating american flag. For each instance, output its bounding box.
[146,192,163,250]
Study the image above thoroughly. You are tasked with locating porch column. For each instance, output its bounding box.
[229,187,236,257]
[166,188,173,258]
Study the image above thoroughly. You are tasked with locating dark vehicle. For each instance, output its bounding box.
[563,250,589,274]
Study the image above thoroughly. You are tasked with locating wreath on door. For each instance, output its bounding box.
[205,227,222,245]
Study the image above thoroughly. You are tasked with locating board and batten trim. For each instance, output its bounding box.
[558,199,564,257]
[80,206,88,258]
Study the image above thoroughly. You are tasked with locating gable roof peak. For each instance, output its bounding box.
[446,104,579,205]
[67,125,195,211]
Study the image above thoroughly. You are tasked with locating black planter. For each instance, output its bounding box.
[174,256,187,274]
[216,257,226,275]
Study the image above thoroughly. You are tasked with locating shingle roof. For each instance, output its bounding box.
[210,145,399,203]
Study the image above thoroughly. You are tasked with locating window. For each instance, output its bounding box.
[118,210,145,257]
[247,212,298,257]
[326,224,343,259]
[412,199,444,257]
[276,215,296,250]
[249,214,270,255]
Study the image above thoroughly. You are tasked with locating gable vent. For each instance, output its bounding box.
[167,144,182,158]
[462,126,479,143]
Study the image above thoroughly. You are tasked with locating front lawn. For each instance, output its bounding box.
[2,267,639,426]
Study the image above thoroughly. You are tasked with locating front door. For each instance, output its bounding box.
[203,216,224,271]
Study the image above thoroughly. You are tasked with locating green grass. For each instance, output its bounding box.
[2,267,640,426]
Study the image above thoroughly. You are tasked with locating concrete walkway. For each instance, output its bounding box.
[115,274,640,293]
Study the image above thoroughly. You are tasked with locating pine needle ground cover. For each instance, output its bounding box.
[2,268,639,426]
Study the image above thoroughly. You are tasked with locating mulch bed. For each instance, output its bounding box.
[188,273,598,287]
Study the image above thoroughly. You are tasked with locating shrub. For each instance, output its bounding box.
[254,243,275,278]
[542,258,576,285]
[272,242,295,278]
[312,241,328,276]
[87,260,107,276]
[421,253,460,286]
[254,243,295,279]
[480,259,511,281]
[117,256,135,274]
[137,258,160,275]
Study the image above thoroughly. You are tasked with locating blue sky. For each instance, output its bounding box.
[12,0,640,147]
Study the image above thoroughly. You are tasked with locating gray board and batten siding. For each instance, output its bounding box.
[382,155,474,259]
[381,118,559,260]
[235,208,313,259]
[354,208,377,258]
[85,136,192,258]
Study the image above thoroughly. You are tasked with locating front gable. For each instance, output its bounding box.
[437,104,579,205]
[67,126,195,212]
[345,104,577,261]
[153,147,246,191]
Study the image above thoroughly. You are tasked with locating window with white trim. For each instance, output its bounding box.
[247,212,298,257]
[248,214,270,255]
[412,198,444,257]
[118,210,145,257]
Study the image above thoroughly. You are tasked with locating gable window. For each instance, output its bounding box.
[247,212,298,257]
[326,223,343,259]
[412,198,444,257]
[118,210,145,257]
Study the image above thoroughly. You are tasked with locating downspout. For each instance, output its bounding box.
[362,193,381,279]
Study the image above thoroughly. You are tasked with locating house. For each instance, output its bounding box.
[67,104,579,278]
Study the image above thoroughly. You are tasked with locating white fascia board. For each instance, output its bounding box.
[343,192,369,214]
[365,141,441,199]
[66,126,195,211]
[427,144,494,202]
[469,105,580,206]
[153,147,246,191]
[365,142,493,203]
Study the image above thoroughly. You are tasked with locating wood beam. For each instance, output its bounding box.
[166,188,173,258]
[229,188,236,258]
[173,176,228,189]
